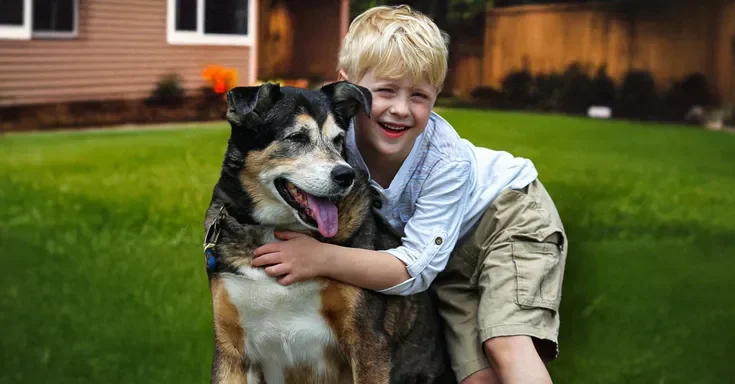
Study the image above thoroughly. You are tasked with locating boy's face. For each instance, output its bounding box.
[346,69,437,161]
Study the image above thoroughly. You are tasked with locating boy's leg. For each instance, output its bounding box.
[431,238,495,382]
[432,179,566,383]
[476,179,567,381]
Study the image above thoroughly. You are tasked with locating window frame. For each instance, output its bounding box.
[167,0,255,46]
[0,0,33,40]
[32,0,80,39]
[0,0,79,40]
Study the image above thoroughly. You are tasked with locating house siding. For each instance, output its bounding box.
[0,0,252,106]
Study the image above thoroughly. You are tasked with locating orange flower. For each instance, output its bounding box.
[202,64,238,94]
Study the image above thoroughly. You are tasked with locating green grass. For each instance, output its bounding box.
[1,111,734,383]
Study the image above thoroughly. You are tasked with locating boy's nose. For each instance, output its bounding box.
[389,98,410,117]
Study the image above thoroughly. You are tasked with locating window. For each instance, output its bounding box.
[0,0,78,39]
[33,0,78,37]
[167,0,254,46]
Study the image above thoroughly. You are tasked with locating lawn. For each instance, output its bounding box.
[1,110,734,383]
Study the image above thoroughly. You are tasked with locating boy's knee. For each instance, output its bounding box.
[483,335,537,368]
[483,336,553,383]
[460,368,500,384]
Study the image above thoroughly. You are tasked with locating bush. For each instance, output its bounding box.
[532,72,563,112]
[145,73,185,107]
[590,66,616,107]
[469,85,511,108]
[663,73,716,121]
[617,70,660,120]
[558,63,594,115]
[501,69,534,108]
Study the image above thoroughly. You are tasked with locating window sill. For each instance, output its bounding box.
[32,31,79,40]
[167,32,253,47]
[0,25,31,40]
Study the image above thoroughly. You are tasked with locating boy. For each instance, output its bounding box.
[252,5,567,383]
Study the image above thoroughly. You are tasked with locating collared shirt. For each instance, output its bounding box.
[345,111,538,295]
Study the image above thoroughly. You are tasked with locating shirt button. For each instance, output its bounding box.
[435,237,443,245]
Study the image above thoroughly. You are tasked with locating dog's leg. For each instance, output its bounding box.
[211,345,250,384]
[348,341,391,384]
[210,278,252,384]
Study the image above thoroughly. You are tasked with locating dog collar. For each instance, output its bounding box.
[203,206,225,272]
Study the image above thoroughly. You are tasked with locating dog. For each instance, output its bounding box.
[202,81,455,384]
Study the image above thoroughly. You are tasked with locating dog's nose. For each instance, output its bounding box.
[331,165,355,188]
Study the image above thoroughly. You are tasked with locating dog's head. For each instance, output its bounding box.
[218,81,371,238]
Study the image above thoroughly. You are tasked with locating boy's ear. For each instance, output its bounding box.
[226,83,281,127]
[320,81,372,124]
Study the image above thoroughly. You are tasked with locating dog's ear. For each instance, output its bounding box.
[320,81,372,123]
[226,83,281,127]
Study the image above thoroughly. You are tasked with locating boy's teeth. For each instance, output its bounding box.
[381,122,406,131]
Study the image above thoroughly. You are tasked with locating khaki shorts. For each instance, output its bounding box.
[431,179,567,381]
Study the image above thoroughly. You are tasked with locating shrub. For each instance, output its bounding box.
[145,73,185,107]
[663,73,716,121]
[533,72,563,112]
[501,69,534,108]
[558,63,594,115]
[617,70,660,120]
[590,66,616,107]
[469,85,512,108]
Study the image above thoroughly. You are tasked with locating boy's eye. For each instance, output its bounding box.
[376,88,394,93]
[413,92,429,99]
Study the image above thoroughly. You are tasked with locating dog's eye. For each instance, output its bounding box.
[333,135,344,148]
[286,132,309,143]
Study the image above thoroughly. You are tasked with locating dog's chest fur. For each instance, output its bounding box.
[222,269,337,379]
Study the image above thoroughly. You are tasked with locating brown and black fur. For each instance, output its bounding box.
[204,81,455,384]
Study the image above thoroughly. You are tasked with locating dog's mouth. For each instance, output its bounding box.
[275,178,341,238]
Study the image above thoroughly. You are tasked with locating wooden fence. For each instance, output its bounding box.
[446,1,735,105]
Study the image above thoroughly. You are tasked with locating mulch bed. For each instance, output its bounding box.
[0,93,229,134]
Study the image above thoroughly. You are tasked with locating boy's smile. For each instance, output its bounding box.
[377,121,411,138]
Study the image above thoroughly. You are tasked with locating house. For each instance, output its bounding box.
[0,0,350,107]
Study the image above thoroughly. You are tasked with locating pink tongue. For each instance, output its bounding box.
[306,194,339,238]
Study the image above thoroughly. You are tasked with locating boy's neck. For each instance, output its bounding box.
[355,134,415,189]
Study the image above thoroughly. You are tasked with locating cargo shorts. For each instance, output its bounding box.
[431,179,567,381]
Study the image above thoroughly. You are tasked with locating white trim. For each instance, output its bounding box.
[248,0,258,85]
[0,0,32,40]
[167,0,255,46]
[31,0,80,39]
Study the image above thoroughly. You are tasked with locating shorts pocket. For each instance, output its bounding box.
[511,237,564,312]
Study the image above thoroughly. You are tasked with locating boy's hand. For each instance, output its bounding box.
[251,231,328,286]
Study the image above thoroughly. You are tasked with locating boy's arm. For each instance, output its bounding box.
[251,231,410,289]
[320,245,411,291]
[253,159,472,292]
[374,159,472,295]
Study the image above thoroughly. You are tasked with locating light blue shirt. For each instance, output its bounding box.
[346,111,538,295]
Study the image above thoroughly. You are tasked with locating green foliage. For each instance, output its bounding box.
[145,73,185,107]
[467,65,717,124]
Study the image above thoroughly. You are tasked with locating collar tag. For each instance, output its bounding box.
[203,206,225,271]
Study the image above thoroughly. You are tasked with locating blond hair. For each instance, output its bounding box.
[338,5,449,91]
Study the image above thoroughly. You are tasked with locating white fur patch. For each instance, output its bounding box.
[221,268,339,383]
[322,114,342,139]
